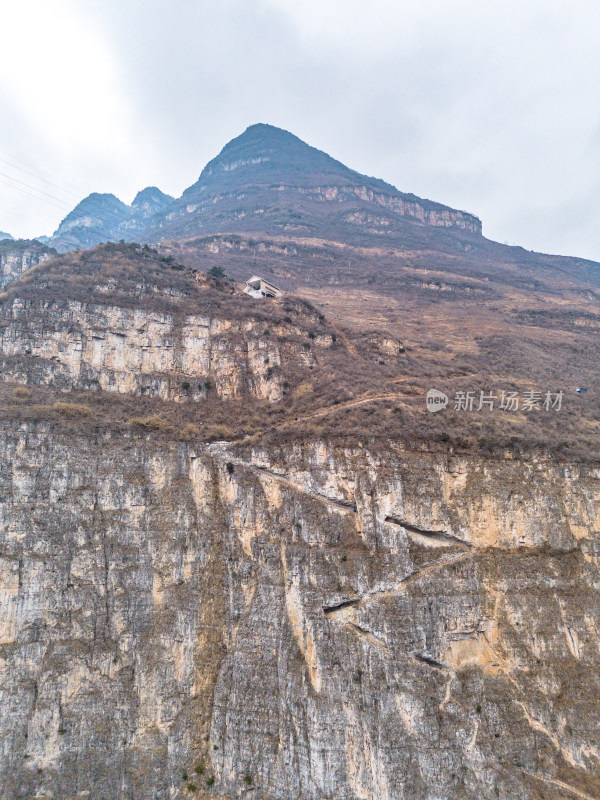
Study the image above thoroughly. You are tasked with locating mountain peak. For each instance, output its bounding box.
[132,186,174,210]
[47,187,174,252]
[240,122,298,139]
[194,122,364,190]
[233,123,318,151]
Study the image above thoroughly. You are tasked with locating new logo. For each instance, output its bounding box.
[426,388,449,413]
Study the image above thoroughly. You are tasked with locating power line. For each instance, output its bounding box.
[0,204,58,228]
[0,171,72,208]
[0,176,72,212]
[0,157,81,203]
[0,150,83,199]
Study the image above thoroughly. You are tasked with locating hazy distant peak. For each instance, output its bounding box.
[64,193,128,219]
[202,123,350,172]
[132,186,174,209]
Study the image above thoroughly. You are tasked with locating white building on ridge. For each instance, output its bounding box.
[243,275,281,299]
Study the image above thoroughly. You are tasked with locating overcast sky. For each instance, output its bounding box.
[1,0,599,260]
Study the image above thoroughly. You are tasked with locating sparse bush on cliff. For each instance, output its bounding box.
[180,423,202,440]
[204,424,234,441]
[52,402,92,417]
[208,265,226,279]
[130,414,171,431]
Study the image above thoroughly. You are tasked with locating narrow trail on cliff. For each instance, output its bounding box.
[344,621,388,650]
[206,442,477,660]
[272,390,410,430]
[326,551,474,617]
[324,551,476,653]
[205,444,357,516]
[333,325,358,356]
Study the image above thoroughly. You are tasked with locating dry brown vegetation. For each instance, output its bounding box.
[52,401,92,417]
[0,242,598,462]
[0,241,328,330]
[12,386,31,401]
[0,369,597,463]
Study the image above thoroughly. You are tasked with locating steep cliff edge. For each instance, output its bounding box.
[0,428,599,800]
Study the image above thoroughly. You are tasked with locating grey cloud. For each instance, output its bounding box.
[1,0,599,260]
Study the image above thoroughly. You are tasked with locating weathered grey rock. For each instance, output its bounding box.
[0,428,598,800]
[0,240,56,289]
[0,297,322,403]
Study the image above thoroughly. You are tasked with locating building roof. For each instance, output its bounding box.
[246,275,280,291]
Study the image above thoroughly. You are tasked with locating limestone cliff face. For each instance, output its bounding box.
[0,297,322,403]
[165,183,482,236]
[317,184,481,232]
[0,241,56,289]
[1,427,598,800]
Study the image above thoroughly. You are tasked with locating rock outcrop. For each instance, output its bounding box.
[0,296,320,403]
[0,239,57,289]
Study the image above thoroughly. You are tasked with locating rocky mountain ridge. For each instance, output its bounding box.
[40,124,482,253]
[44,186,173,252]
[145,124,482,243]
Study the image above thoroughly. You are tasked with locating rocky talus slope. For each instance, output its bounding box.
[0,246,599,800]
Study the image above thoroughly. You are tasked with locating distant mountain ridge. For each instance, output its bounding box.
[145,123,481,244]
[41,124,481,252]
[44,186,173,252]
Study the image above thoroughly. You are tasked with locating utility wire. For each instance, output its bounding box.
[0,177,72,212]
[0,171,72,208]
[0,207,57,231]
[0,150,83,199]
